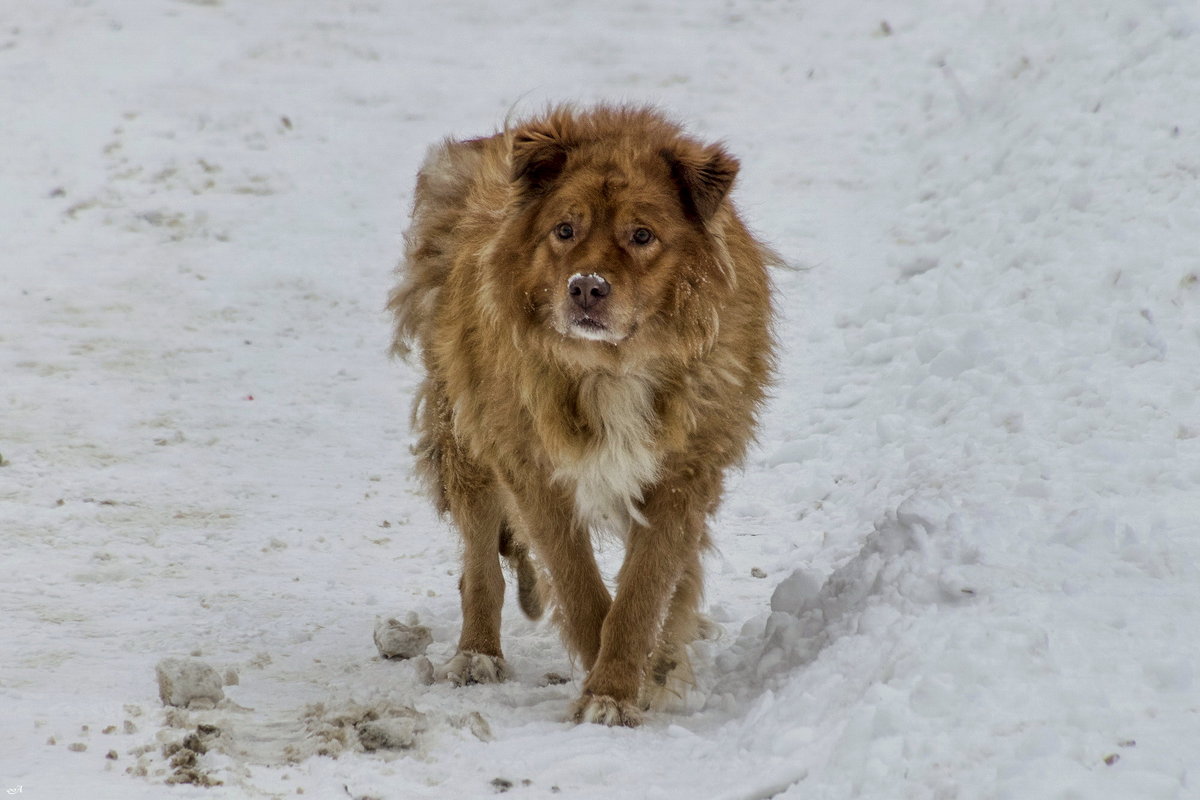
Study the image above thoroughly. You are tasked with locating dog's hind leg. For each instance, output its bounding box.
[499,522,545,621]
[639,546,705,712]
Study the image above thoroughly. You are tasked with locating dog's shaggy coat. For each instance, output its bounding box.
[389,105,775,726]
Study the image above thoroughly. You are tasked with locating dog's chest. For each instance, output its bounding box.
[551,373,661,536]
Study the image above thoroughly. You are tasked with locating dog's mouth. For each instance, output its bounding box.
[563,313,625,343]
[570,316,614,340]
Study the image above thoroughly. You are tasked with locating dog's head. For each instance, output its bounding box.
[489,107,740,359]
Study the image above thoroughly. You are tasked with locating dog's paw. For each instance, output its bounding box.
[639,652,694,712]
[696,614,723,641]
[436,651,512,686]
[638,662,696,714]
[571,693,643,728]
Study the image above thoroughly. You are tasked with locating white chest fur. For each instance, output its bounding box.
[552,372,661,537]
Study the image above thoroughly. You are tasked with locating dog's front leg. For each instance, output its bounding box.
[500,475,612,669]
[573,479,707,727]
[436,453,512,686]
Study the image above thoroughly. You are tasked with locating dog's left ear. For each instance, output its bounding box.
[663,142,739,222]
[510,115,573,196]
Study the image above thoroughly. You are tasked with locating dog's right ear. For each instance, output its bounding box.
[510,116,572,195]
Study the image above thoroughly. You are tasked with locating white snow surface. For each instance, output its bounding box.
[3,1,1200,798]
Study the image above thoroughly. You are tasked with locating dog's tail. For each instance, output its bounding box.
[387,136,492,361]
[499,523,545,621]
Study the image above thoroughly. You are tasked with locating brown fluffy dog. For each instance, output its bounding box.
[389,105,775,726]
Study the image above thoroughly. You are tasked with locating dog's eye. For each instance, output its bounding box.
[554,222,575,241]
[631,227,654,245]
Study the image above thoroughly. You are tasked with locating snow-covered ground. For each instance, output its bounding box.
[4,1,1200,797]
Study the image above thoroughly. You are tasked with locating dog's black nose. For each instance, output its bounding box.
[568,273,610,310]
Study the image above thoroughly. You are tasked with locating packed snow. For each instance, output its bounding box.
[3,1,1199,798]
